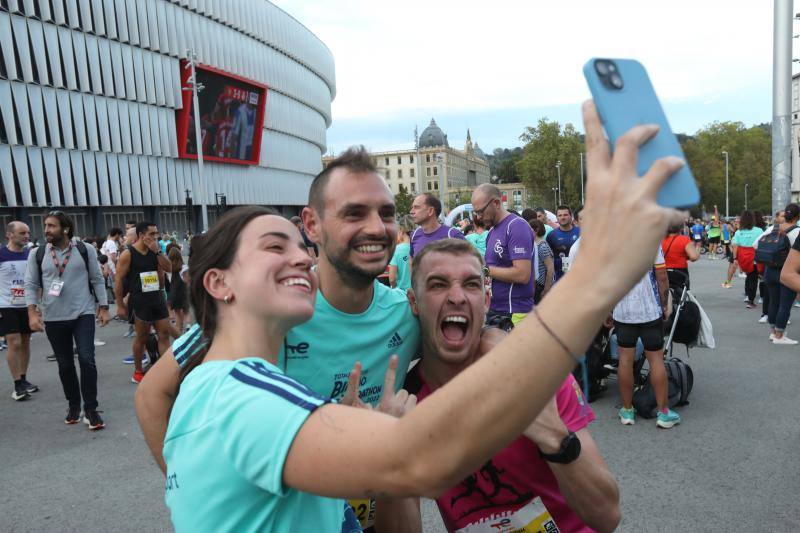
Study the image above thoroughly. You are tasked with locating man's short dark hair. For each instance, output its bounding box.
[309,146,377,216]
[290,216,302,226]
[136,221,156,237]
[411,238,484,293]
[534,207,546,215]
[421,193,442,218]
[556,205,572,215]
[108,227,123,238]
[521,208,537,222]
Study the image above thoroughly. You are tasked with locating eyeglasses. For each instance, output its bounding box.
[472,198,495,216]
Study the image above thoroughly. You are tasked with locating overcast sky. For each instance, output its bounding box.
[274,1,780,154]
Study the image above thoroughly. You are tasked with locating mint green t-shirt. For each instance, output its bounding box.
[389,242,412,291]
[543,224,553,236]
[465,232,488,256]
[732,227,764,247]
[173,281,421,406]
[164,358,361,532]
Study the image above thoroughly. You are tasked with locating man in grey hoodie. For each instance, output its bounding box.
[25,212,110,430]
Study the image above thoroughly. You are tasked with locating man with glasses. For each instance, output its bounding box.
[25,211,110,429]
[409,193,464,259]
[471,184,534,326]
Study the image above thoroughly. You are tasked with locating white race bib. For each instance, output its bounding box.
[140,271,160,292]
[455,496,559,533]
[10,285,24,305]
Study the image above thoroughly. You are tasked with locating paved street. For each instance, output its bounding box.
[2,258,799,532]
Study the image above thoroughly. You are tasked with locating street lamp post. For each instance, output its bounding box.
[745,183,749,210]
[184,49,209,232]
[551,187,559,212]
[579,153,585,205]
[722,151,729,218]
[555,160,562,205]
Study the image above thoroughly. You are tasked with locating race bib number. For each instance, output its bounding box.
[140,271,159,292]
[455,497,559,533]
[347,498,376,530]
[48,280,64,297]
[10,286,24,305]
[561,257,570,274]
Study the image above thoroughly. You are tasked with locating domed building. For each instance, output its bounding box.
[324,118,490,210]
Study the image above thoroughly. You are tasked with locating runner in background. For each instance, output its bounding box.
[0,222,37,401]
[546,206,580,282]
[661,224,698,290]
[731,211,763,310]
[389,216,413,291]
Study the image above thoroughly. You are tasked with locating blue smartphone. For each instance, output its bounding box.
[583,58,699,208]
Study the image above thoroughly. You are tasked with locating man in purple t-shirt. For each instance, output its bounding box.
[471,184,533,326]
[409,193,464,260]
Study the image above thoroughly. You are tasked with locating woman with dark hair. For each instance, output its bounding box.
[529,218,555,303]
[731,210,763,308]
[166,247,189,336]
[755,203,800,343]
[661,223,698,289]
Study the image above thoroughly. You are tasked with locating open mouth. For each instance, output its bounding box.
[354,244,386,254]
[280,277,312,291]
[441,315,469,343]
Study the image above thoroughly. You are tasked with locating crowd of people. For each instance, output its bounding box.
[8,101,792,531]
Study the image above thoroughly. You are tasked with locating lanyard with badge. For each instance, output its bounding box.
[47,243,72,297]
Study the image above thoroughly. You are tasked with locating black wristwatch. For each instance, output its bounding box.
[539,431,581,464]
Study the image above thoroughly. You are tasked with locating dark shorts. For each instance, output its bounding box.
[709,236,721,244]
[131,295,169,324]
[0,307,31,336]
[614,318,664,352]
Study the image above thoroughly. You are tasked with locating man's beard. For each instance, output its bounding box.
[321,233,394,290]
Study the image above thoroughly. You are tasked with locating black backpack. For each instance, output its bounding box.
[35,242,96,300]
[755,225,798,268]
[632,358,693,418]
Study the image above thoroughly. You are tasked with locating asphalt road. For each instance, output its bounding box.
[1,258,799,532]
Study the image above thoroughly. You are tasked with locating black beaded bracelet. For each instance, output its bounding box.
[531,307,585,364]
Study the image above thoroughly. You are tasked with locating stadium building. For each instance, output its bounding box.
[0,0,335,239]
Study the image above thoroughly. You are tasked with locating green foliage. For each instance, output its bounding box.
[681,121,771,217]
[516,118,585,211]
[512,117,771,217]
[486,147,523,182]
[394,184,414,216]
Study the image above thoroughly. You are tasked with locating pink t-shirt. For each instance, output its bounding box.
[417,374,596,533]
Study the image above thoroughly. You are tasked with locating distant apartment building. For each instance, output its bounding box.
[324,118,491,204]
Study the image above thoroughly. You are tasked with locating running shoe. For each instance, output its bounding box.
[618,407,636,426]
[94,339,106,347]
[65,405,81,424]
[83,410,105,431]
[123,355,149,365]
[745,302,757,309]
[794,301,800,309]
[773,335,799,345]
[46,354,57,361]
[131,370,146,384]
[722,282,732,289]
[0,341,7,350]
[759,315,768,324]
[656,409,681,429]
[11,382,30,401]
[742,295,749,302]
[769,332,777,341]
[20,379,38,393]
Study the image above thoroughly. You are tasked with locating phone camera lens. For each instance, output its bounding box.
[595,61,609,76]
[607,62,617,73]
[609,73,623,89]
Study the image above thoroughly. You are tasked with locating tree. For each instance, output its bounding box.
[394,184,413,216]
[516,118,584,211]
[681,121,771,217]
